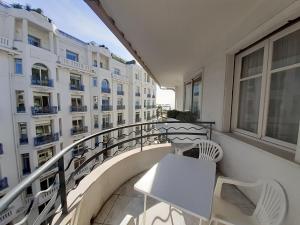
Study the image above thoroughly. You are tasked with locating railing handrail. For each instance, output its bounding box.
[0,120,215,213]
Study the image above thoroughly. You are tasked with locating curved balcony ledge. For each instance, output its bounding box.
[52,143,172,225]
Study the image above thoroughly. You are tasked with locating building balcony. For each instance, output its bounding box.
[102,123,113,130]
[71,126,88,135]
[31,78,54,87]
[117,120,125,125]
[70,84,85,91]
[117,105,125,110]
[135,92,140,97]
[57,56,95,74]
[70,105,87,112]
[0,177,8,191]
[147,94,151,98]
[31,106,58,116]
[117,90,124,95]
[33,133,59,146]
[135,105,141,109]
[19,134,28,145]
[16,105,26,113]
[101,105,113,111]
[101,87,111,93]
[135,117,141,123]
[0,36,10,49]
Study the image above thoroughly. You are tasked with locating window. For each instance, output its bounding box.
[21,153,31,175]
[93,96,98,109]
[33,93,50,108]
[19,122,28,145]
[101,79,110,89]
[40,175,55,191]
[233,25,300,149]
[28,35,40,47]
[37,147,54,167]
[15,59,22,74]
[71,96,83,107]
[16,90,25,113]
[144,88,146,94]
[57,93,61,111]
[72,118,83,129]
[102,96,110,106]
[32,63,49,83]
[36,123,52,136]
[70,74,82,89]
[59,118,62,136]
[191,77,202,118]
[117,98,123,106]
[94,115,98,128]
[118,128,123,137]
[135,73,139,80]
[117,83,123,92]
[93,59,97,67]
[118,113,123,122]
[114,68,121,75]
[66,50,79,62]
[93,77,97,87]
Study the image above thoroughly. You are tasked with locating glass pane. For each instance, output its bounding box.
[241,48,264,78]
[184,83,192,111]
[266,67,300,144]
[237,77,262,133]
[272,29,300,70]
[192,80,201,118]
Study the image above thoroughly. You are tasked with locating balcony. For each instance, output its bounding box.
[31,78,54,87]
[117,105,125,110]
[70,105,87,112]
[135,105,141,109]
[135,92,140,97]
[101,87,111,93]
[101,105,113,111]
[33,133,59,146]
[70,84,85,91]
[117,120,125,125]
[16,105,26,113]
[0,177,8,191]
[57,56,94,74]
[71,126,88,135]
[102,123,113,130]
[117,90,124,95]
[0,36,10,49]
[147,94,151,98]
[19,134,28,145]
[31,106,58,116]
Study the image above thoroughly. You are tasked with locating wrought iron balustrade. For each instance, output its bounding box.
[31,106,58,115]
[0,120,214,225]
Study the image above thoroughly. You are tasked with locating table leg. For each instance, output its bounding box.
[143,194,147,225]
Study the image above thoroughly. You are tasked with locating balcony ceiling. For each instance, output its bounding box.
[85,0,297,87]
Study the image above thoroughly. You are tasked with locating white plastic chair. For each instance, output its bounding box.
[209,177,287,225]
[198,140,223,163]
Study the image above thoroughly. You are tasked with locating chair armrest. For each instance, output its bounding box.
[215,176,260,197]
[120,215,135,225]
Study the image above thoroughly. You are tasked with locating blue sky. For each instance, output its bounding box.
[5,0,175,108]
[6,0,134,60]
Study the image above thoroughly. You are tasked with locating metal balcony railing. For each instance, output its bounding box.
[19,134,28,145]
[117,120,125,125]
[101,87,111,93]
[31,78,54,87]
[0,120,214,225]
[117,90,124,95]
[71,126,88,135]
[31,106,58,115]
[0,177,8,191]
[70,84,84,91]
[16,105,26,113]
[33,133,59,146]
[135,92,140,97]
[117,105,125,110]
[101,105,113,111]
[135,105,141,109]
[72,147,88,157]
[70,105,87,112]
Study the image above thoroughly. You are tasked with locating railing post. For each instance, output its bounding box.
[140,124,143,151]
[58,157,68,215]
[209,123,212,140]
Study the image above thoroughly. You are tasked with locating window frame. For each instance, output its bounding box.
[232,23,300,150]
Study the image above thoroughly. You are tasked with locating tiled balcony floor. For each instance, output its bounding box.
[92,171,255,225]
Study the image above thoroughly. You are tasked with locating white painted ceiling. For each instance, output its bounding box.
[99,0,297,86]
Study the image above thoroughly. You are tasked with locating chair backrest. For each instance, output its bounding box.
[197,140,223,163]
[253,179,287,225]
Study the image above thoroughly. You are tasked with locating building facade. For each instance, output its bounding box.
[0,3,156,223]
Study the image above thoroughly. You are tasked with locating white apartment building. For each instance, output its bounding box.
[0,3,156,223]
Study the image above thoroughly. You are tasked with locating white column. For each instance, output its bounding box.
[22,19,28,43]
[55,35,60,56]
[295,122,300,163]
[49,31,54,53]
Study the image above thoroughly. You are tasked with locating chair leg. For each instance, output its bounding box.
[199,218,202,225]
